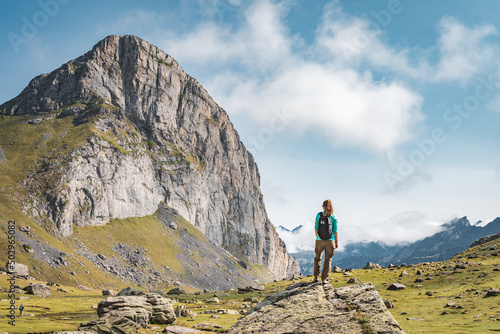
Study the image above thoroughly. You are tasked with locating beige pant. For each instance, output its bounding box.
[314,240,335,281]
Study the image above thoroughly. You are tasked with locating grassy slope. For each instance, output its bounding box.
[0,238,497,333]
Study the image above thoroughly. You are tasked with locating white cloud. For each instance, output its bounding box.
[277,211,447,253]
[316,2,426,78]
[316,3,499,84]
[342,211,445,246]
[165,0,425,153]
[212,63,423,153]
[433,17,498,83]
[163,0,293,71]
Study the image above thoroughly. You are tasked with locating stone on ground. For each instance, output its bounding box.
[226,282,405,334]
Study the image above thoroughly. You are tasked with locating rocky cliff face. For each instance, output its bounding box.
[0,35,300,279]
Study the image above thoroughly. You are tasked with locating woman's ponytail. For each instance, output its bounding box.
[323,199,333,216]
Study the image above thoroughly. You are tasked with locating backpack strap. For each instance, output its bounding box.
[319,212,323,217]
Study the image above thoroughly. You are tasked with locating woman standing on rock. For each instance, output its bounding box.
[314,199,338,284]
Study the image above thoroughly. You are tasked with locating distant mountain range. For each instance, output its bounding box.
[277,225,303,234]
[292,216,500,275]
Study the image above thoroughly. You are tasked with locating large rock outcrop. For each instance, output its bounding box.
[0,35,300,279]
[227,282,405,334]
[96,293,176,327]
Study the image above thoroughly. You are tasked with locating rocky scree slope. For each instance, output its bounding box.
[0,35,300,280]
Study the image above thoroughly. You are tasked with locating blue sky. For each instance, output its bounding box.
[1,0,499,251]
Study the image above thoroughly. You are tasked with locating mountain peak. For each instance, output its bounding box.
[1,34,185,126]
[444,216,471,228]
[0,35,300,281]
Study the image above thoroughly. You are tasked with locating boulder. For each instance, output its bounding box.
[164,326,203,333]
[97,293,176,327]
[226,282,405,333]
[193,323,223,330]
[485,289,500,297]
[6,262,29,277]
[363,262,382,270]
[117,287,144,296]
[24,283,51,297]
[384,300,394,308]
[175,305,196,318]
[332,266,343,273]
[79,316,141,333]
[102,289,116,296]
[206,297,220,304]
[387,283,406,291]
[167,288,187,295]
[347,277,361,284]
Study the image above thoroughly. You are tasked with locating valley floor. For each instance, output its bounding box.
[0,238,498,333]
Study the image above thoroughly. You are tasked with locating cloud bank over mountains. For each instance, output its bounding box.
[277,211,446,253]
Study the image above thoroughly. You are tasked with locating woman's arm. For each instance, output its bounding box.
[334,232,338,248]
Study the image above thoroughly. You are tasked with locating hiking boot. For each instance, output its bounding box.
[313,277,319,283]
[322,279,329,284]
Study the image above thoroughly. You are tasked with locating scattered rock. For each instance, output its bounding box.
[407,317,425,321]
[387,283,406,291]
[384,300,394,308]
[163,326,203,333]
[57,288,67,293]
[347,277,361,284]
[19,226,31,233]
[102,289,115,296]
[167,288,187,295]
[77,285,91,291]
[332,266,343,273]
[414,278,425,283]
[193,323,223,330]
[169,222,178,230]
[363,262,382,270]
[175,305,196,318]
[425,291,433,296]
[24,283,50,297]
[416,270,424,275]
[6,262,29,277]
[23,244,34,253]
[243,297,259,303]
[399,271,408,277]
[117,287,144,296]
[485,289,500,297]
[206,297,220,304]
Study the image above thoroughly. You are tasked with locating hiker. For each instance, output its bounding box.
[313,199,338,284]
[19,304,24,318]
